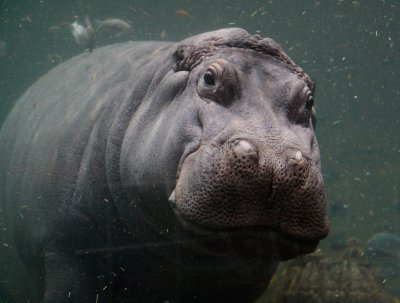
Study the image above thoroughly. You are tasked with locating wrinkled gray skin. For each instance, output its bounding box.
[0,28,329,303]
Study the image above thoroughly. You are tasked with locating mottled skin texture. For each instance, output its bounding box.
[0,28,329,303]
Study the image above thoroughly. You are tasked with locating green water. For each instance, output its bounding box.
[1,0,399,301]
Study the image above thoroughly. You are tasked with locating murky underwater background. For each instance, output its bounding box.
[0,0,399,301]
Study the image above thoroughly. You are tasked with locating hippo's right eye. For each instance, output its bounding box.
[197,60,240,104]
[203,71,215,86]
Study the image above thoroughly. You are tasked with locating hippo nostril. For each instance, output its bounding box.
[234,139,254,152]
[232,139,258,162]
[287,149,305,166]
[294,150,303,162]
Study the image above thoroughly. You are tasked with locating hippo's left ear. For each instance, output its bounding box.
[311,107,317,131]
[310,80,317,130]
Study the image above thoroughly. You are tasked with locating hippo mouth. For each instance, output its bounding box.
[169,192,320,261]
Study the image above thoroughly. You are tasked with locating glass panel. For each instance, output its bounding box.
[0,1,399,302]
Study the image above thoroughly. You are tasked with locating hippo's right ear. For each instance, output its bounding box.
[173,44,197,72]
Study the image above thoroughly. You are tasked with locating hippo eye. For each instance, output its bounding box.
[203,71,215,86]
[305,91,314,110]
[197,60,240,104]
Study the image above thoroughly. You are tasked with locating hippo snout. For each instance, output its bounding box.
[173,135,328,242]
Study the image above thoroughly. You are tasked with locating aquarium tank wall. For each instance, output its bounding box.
[0,1,399,302]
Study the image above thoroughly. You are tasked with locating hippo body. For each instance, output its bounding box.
[0,28,328,302]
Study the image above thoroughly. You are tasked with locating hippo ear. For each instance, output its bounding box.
[311,107,317,131]
[310,80,317,130]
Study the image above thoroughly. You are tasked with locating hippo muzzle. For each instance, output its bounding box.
[171,131,327,258]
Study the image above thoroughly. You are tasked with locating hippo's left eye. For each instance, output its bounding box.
[305,91,314,110]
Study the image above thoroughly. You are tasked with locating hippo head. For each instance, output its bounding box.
[121,28,329,262]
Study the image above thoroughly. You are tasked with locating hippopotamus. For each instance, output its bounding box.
[0,28,329,303]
